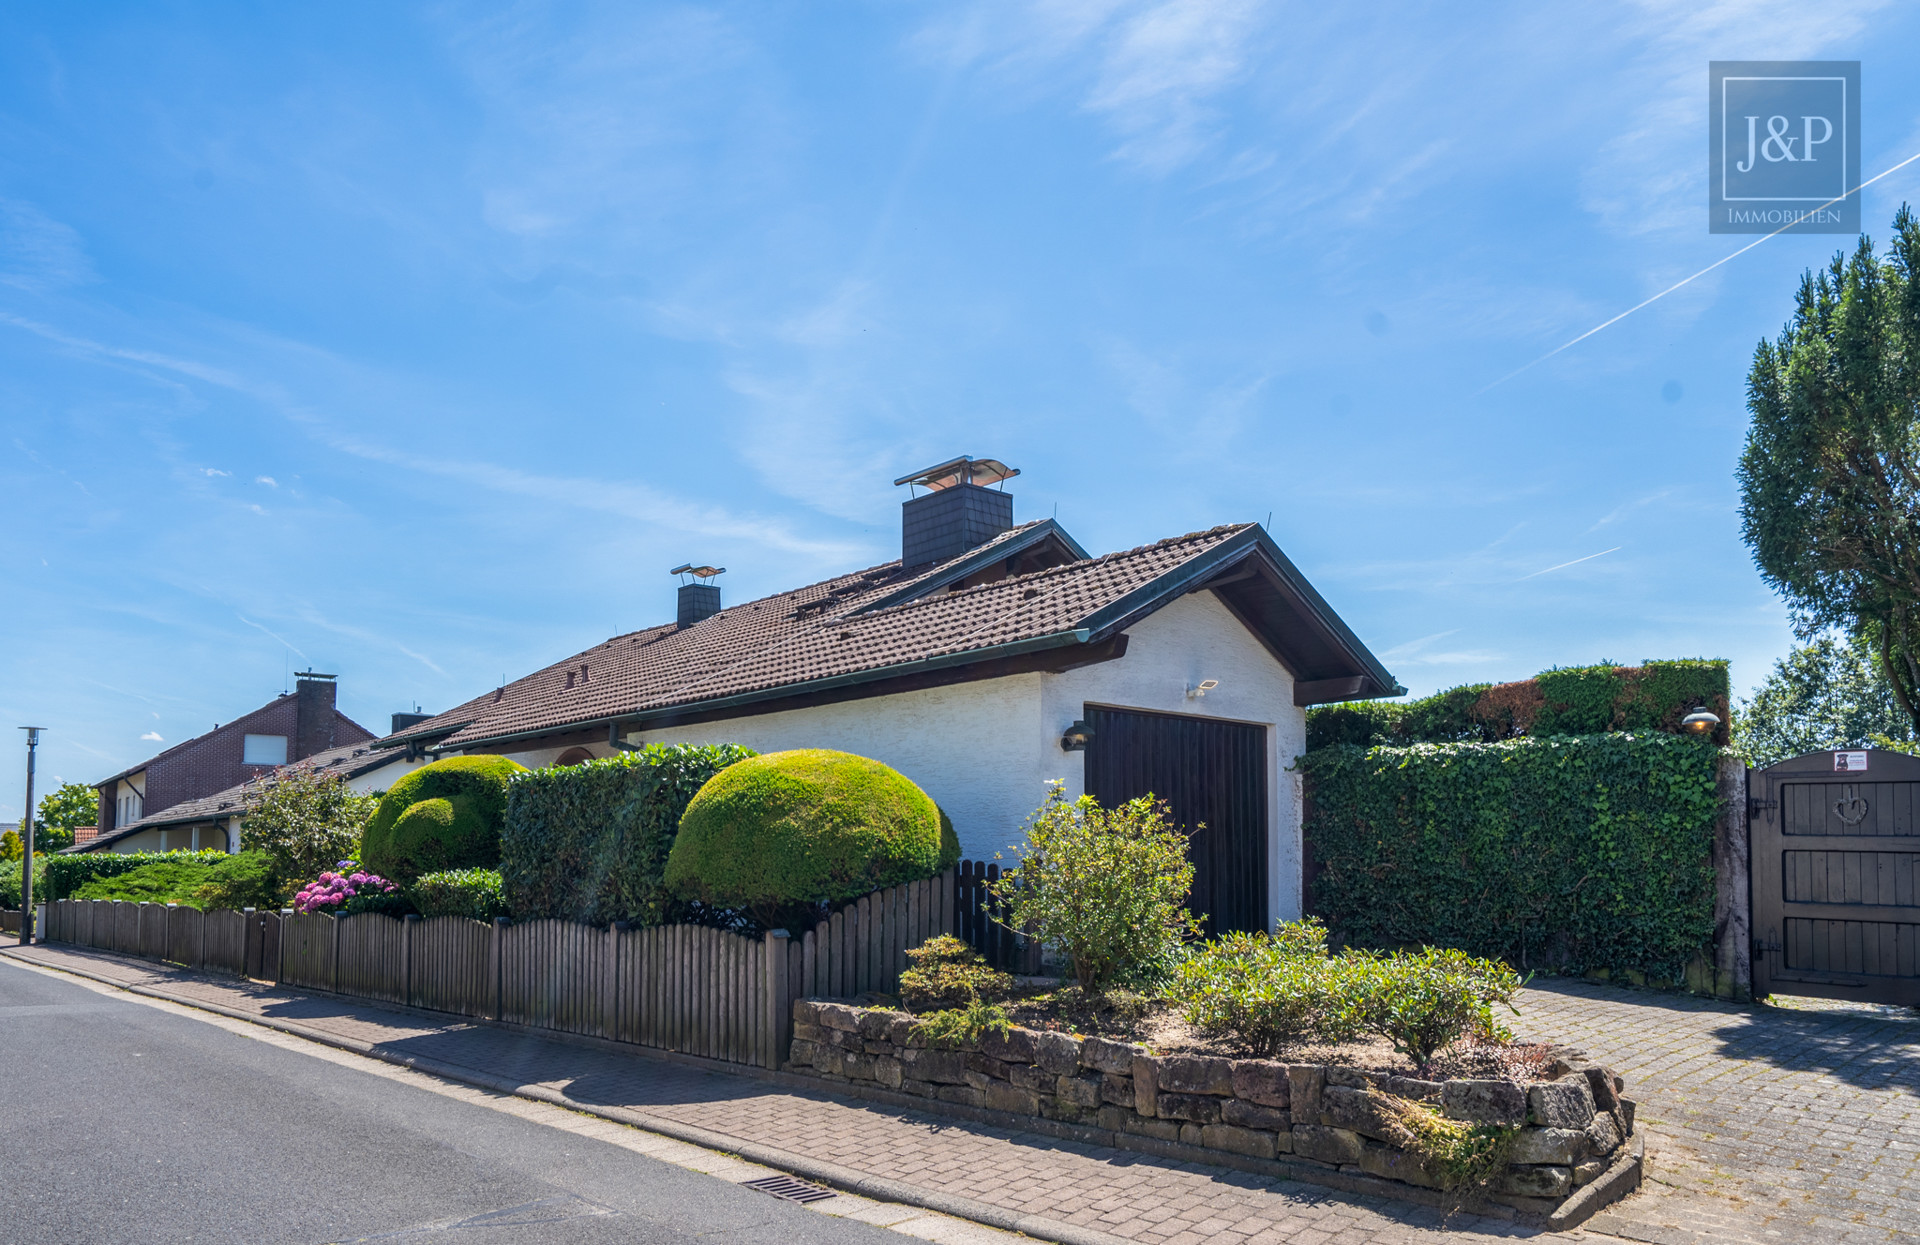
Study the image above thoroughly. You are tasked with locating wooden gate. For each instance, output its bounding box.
[1083,705,1269,935]
[1751,749,1920,1006]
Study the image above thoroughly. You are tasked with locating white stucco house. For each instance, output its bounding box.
[381,458,1399,932]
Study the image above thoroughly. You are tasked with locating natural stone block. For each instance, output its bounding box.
[815,1002,862,1032]
[858,1009,899,1039]
[842,1052,877,1081]
[1325,1066,1380,1089]
[792,1021,825,1043]
[789,1039,821,1066]
[1155,1092,1223,1124]
[1320,1085,1403,1143]
[791,1000,823,1025]
[812,1048,846,1077]
[886,1016,917,1045]
[1032,1031,1082,1075]
[1288,1064,1325,1122]
[873,1055,904,1090]
[1101,1074,1134,1106]
[1441,1079,1527,1127]
[1584,1112,1621,1157]
[1291,1124,1364,1166]
[1498,1164,1572,1199]
[1009,1064,1053,1093]
[902,1047,968,1084]
[1081,1036,1141,1075]
[1356,1140,1445,1190]
[1120,1114,1182,1142]
[1529,1078,1596,1130]
[1041,1096,1096,1124]
[1202,1123,1278,1160]
[900,1078,935,1098]
[935,1084,985,1108]
[979,1026,1035,1064]
[1223,1100,1291,1131]
[1580,1065,1621,1114]
[1573,1157,1609,1186]
[964,1071,992,1092]
[826,1028,865,1051]
[1057,1073,1103,1108]
[965,1052,1011,1080]
[1382,1076,1443,1103]
[1510,1127,1587,1166]
[1618,1097,1637,1134]
[1157,1055,1233,1096]
[1179,1122,1205,1146]
[1230,1060,1292,1108]
[984,1082,1039,1114]
[1133,1054,1161,1117]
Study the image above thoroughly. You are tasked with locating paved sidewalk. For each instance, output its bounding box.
[11,944,1919,1244]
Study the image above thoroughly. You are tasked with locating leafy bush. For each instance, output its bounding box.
[1170,921,1360,1056]
[1340,947,1522,1068]
[899,935,1013,1012]
[33,781,98,852]
[665,749,944,927]
[917,997,1014,1045]
[68,851,273,909]
[412,868,507,921]
[292,862,404,915]
[242,764,379,894]
[0,831,20,863]
[987,785,1203,994]
[503,743,756,926]
[1300,733,1720,980]
[362,756,524,884]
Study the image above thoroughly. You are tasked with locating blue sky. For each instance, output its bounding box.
[4,2,1919,812]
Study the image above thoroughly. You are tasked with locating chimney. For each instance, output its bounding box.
[895,456,1019,568]
[293,671,338,761]
[671,564,725,627]
[391,710,431,735]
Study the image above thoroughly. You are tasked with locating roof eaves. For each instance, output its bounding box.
[1241,527,1399,694]
[441,627,1094,752]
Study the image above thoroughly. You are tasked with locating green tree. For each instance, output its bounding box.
[1736,634,1916,766]
[1739,206,1920,733]
[239,764,378,898]
[33,781,98,852]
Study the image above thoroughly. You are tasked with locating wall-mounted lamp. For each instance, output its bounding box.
[1680,706,1721,736]
[1060,719,1094,752]
[1186,679,1219,700]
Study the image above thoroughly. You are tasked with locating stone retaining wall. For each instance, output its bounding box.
[787,1000,1637,1215]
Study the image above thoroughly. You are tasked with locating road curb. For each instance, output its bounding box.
[2,949,1135,1245]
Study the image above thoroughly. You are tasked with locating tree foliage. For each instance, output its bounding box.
[33,781,97,852]
[239,764,377,896]
[1736,633,1916,766]
[1740,206,1920,732]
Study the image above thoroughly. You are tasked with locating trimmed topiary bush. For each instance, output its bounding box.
[412,868,508,921]
[361,755,525,884]
[664,749,943,926]
[899,935,1012,1012]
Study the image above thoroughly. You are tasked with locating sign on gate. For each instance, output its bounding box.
[1750,749,1920,1006]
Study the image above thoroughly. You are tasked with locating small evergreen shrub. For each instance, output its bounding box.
[191,852,281,911]
[665,749,944,926]
[899,935,1013,1012]
[362,756,524,883]
[412,868,508,921]
[987,785,1202,993]
[1339,947,1523,1068]
[68,851,249,907]
[917,996,1014,1045]
[0,831,21,863]
[1169,921,1360,1056]
[1371,1092,1519,1191]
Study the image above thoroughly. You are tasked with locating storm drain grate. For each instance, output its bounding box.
[742,1174,838,1204]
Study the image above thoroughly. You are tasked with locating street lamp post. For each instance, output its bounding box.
[19,727,45,946]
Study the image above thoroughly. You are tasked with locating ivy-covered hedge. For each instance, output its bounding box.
[1299,733,1721,980]
[501,743,757,926]
[1307,660,1730,750]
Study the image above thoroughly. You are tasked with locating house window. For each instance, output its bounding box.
[243,734,289,765]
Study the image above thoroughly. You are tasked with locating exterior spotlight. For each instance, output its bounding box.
[1060,719,1094,752]
[1186,679,1220,700]
[1681,706,1721,736]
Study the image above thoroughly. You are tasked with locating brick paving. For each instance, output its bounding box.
[11,945,1919,1244]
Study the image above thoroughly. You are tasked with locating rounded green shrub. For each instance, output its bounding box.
[664,749,943,923]
[937,806,960,872]
[362,755,525,883]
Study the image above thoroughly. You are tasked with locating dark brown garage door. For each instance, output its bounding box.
[1083,706,1268,935]
[1751,749,1920,1007]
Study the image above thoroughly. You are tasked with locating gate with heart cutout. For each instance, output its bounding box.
[1750,748,1920,1006]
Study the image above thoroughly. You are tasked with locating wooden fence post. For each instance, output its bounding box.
[490,917,507,1022]
[403,913,420,1008]
[764,929,791,1070]
[242,908,259,978]
[331,913,342,993]
[605,923,625,1041]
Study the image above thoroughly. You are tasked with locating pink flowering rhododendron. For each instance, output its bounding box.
[292,858,399,913]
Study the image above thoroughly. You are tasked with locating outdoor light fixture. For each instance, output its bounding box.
[1060,719,1094,752]
[1186,679,1220,699]
[1681,706,1721,736]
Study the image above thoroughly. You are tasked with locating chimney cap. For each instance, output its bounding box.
[893,456,1019,493]
[293,670,337,681]
[670,564,726,582]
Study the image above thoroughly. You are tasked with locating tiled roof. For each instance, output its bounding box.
[396,521,1318,752]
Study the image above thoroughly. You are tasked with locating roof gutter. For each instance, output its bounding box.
[445,628,1095,754]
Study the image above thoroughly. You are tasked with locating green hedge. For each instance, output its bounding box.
[501,743,757,926]
[1299,733,1721,980]
[1307,660,1730,750]
[3,851,233,906]
[68,851,276,909]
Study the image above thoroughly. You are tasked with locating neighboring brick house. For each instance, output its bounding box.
[90,673,377,848]
[383,457,1400,934]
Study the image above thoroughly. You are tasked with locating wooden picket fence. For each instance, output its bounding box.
[42,860,1038,1070]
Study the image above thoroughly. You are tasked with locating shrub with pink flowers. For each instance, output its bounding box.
[291,859,407,916]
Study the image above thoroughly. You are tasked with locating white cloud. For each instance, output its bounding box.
[0,198,97,291]
[255,475,277,487]
[140,731,163,741]
[202,467,230,477]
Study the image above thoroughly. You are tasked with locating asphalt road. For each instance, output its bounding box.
[0,960,905,1244]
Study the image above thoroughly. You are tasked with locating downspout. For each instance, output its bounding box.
[609,722,643,753]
